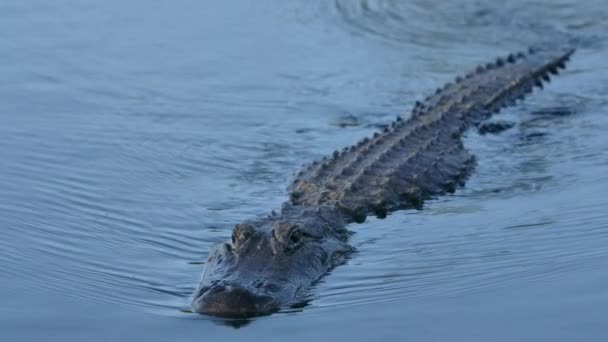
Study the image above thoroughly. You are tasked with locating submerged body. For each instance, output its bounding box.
[192,47,575,317]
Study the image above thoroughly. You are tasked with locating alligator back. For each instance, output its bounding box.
[288,47,574,223]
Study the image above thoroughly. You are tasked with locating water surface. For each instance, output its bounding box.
[1,1,608,341]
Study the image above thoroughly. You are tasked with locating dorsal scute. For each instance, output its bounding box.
[289,47,574,223]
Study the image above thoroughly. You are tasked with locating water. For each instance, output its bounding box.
[1,1,607,341]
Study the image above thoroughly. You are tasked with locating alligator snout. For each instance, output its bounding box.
[192,284,279,317]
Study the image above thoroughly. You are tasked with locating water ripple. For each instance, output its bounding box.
[1,1,608,339]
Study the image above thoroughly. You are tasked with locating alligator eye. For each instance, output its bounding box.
[232,223,254,246]
[271,228,279,242]
[285,229,304,255]
[289,229,302,245]
[231,230,237,245]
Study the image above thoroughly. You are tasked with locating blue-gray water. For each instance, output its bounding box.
[1,1,608,341]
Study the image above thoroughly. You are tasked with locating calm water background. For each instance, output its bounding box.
[1,1,608,341]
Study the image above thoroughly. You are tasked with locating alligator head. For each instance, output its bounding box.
[191,205,352,317]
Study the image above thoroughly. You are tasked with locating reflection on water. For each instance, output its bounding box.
[1,0,608,340]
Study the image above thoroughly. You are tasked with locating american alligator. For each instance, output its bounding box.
[191,47,575,317]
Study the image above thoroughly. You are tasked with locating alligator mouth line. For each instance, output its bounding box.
[191,46,575,318]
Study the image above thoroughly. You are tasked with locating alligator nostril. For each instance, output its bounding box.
[208,285,226,294]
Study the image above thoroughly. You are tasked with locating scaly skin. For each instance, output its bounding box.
[191,47,575,317]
